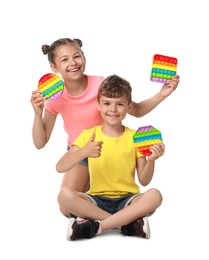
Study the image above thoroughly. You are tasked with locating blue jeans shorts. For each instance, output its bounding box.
[82,193,141,215]
[67,146,88,167]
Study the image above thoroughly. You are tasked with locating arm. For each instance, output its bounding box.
[31,90,57,149]
[136,142,165,186]
[129,75,180,118]
[56,132,103,173]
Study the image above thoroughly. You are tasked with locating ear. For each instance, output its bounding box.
[50,64,58,73]
[127,101,133,113]
[97,101,101,111]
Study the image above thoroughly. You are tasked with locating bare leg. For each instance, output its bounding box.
[66,188,162,240]
[61,187,162,229]
[58,164,90,216]
[101,188,163,231]
[58,189,111,219]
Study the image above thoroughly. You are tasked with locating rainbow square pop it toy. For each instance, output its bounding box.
[133,125,163,156]
[150,54,178,83]
[38,73,64,101]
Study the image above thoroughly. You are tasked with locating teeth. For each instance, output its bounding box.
[69,68,78,72]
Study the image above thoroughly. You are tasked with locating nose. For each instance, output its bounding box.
[69,57,76,66]
[110,103,117,112]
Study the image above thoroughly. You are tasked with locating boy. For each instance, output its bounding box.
[56,74,165,240]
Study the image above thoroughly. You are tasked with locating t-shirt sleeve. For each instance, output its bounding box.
[72,129,93,148]
[44,101,58,115]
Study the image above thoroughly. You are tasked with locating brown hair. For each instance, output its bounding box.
[41,38,83,64]
[97,74,132,103]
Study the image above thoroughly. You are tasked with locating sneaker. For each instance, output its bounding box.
[121,217,150,239]
[67,219,100,241]
[69,213,87,223]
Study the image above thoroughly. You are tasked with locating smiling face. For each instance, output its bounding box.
[50,43,86,81]
[97,95,131,126]
[97,74,133,126]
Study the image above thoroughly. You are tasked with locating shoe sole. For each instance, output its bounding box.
[66,218,76,241]
[143,217,151,239]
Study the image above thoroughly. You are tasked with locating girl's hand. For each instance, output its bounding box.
[160,75,180,98]
[30,90,45,114]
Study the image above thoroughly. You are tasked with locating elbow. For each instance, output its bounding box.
[56,159,67,173]
[33,140,47,149]
[35,144,45,150]
[140,181,149,187]
[139,178,150,187]
[33,136,48,149]
[56,163,63,173]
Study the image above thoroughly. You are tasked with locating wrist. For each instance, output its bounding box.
[156,91,165,101]
[80,149,88,160]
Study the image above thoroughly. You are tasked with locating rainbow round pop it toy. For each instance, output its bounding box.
[133,125,163,156]
[150,54,178,83]
[38,73,64,101]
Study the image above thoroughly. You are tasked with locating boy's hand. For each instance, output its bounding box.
[148,142,165,161]
[160,75,180,98]
[82,132,103,158]
[30,90,45,114]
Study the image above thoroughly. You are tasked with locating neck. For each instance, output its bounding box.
[65,75,87,96]
[101,123,125,137]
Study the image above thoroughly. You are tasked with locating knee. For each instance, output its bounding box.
[58,187,76,215]
[148,188,163,207]
[57,187,77,216]
[57,187,75,205]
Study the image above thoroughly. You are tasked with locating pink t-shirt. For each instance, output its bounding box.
[45,75,104,146]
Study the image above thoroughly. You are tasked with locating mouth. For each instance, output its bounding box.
[67,67,80,73]
[107,114,119,118]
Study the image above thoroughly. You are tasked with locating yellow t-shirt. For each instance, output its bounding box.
[73,125,143,198]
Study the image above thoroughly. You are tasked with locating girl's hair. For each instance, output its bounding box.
[97,74,132,103]
[41,38,83,64]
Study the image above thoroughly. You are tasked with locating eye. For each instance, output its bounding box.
[61,58,68,62]
[74,54,82,59]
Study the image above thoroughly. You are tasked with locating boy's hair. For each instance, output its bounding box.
[41,38,84,64]
[97,74,132,103]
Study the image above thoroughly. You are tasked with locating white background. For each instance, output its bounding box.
[1,0,208,259]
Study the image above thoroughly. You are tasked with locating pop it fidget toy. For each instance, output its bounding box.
[38,73,64,101]
[150,54,178,83]
[133,125,163,156]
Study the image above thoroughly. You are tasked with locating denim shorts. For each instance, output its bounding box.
[67,146,88,167]
[82,193,141,214]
